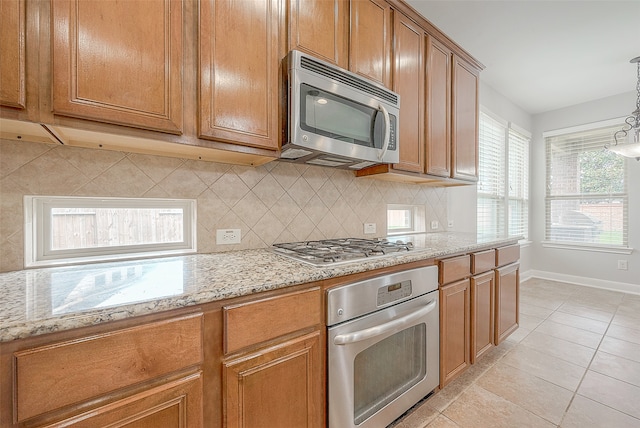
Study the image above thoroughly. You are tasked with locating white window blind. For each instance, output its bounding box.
[478,112,506,239]
[545,123,628,248]
[477,110,530,241]
[509,127,530,239]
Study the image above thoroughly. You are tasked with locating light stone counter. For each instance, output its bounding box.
[0,233,519,342]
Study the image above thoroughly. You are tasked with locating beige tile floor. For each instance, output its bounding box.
[390,278,640,428]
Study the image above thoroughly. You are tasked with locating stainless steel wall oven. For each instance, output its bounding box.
[326,266,440,428]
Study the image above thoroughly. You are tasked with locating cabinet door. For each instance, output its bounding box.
[42,373,203,428]
[425,36,451,177]
[495,262,520,344]
[451,55,479,181]
[392,11,424,173]
[0,0,25,109]
[51,0,183,134]
[471,271,495,363]
[288,0,348,68]
[223,331,323,428]
[349,0,392,88]
[440,279,470,387]
[199,0,279,150]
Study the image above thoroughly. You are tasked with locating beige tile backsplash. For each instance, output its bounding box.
[0,139,448,272]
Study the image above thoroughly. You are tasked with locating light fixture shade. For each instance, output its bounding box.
[607,139,640,158]
[608,56,640,160]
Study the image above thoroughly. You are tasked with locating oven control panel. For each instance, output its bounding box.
[377,280,412,306]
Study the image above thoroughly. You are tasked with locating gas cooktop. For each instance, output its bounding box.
[272,238,414,266]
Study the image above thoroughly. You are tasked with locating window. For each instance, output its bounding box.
[25,196,197,267]
[387,204,426,235]
[544,120,628,250]
[477,110,530,240]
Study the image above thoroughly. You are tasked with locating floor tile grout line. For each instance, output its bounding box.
[556,285,633,427]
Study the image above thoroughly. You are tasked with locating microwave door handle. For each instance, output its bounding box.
[333,299,437,346]
[377,104,391,161]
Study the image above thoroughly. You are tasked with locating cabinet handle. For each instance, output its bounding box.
[334,299,437,345]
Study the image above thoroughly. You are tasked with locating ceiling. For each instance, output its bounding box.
[405,0,640,115]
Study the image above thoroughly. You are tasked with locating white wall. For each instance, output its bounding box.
[530,90,640,293]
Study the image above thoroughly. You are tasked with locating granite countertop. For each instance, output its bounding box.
[0,233,519,343]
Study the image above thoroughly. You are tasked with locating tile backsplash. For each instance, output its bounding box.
[0,139,448,272]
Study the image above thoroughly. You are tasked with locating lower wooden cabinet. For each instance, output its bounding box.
[439,279,470,387]
[39,372,203,428]
[439,245,518,387]
[223,331,323,428]
[495,262,520,345]
[2,313,204,428]
[470,271,495,363]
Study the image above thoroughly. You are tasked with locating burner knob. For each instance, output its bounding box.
[337,308,344,317]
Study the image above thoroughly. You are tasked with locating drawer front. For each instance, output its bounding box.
[224,287,321,354]
[471,250,496,274]
[496,244,520,267]
[439,255,471,285]
[15,313,203,422]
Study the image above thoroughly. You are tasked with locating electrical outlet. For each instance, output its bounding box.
[617,259,628,270]
[430,220,439,230]
[448,220,454,228]
[364,223,376,234]
[216,229,241,244]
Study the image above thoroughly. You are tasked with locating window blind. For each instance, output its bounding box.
[545,123,628,248]
[477,112,506,239]
[477,110,530,241]
[508,128,530,239]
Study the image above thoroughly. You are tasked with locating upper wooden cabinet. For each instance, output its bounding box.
[0,0,25,109]
[350,0,393,89]
[51,0,183,134]
[425,36,452,178]
[199,0,280,150]
[287,0,349,69]
[392,11,425,173]
[451,54,480,181]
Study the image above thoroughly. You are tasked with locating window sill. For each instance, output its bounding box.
[541,241,633,255]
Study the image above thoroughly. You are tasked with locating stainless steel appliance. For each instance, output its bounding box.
[272,238,414,266]
[282,50,400,170]
[326,266,440,428]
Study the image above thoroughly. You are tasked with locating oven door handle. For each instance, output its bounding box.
[333,299,437,346]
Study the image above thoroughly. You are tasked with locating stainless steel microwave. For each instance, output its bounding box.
[281,50,400,170]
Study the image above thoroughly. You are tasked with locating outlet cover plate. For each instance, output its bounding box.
[364,223,376,234]
[216,229,241,245]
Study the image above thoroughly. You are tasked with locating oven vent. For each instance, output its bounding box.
[300,56,399,106]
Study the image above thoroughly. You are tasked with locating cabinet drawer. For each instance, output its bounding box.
[471,250,496,274]
[224,287,321,354]
[496,244,520,267]
[14,313,203,422]
[439,255,471,285]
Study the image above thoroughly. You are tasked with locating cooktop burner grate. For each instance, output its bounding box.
[272,238,414,266]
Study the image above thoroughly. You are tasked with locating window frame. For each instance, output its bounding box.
[477,109,530,241]
[24,196,197,267]
[543,118,630,253]
[386,204,426,235]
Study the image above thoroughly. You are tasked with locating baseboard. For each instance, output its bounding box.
[525,269,640,295]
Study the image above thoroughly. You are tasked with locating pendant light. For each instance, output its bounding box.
[606,56,640,160]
